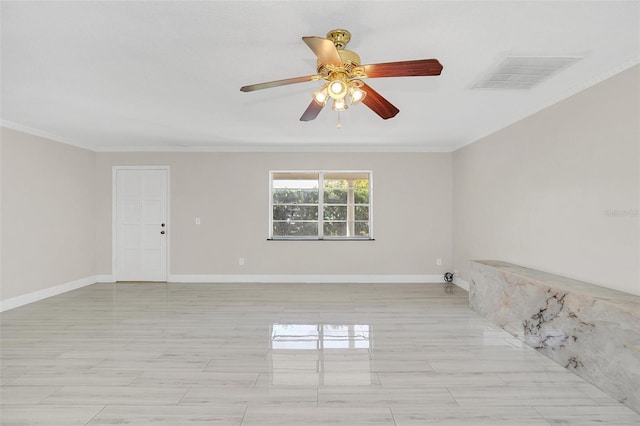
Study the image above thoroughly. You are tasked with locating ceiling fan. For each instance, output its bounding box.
[240,29,443,122]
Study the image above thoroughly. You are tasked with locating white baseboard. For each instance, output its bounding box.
[0,274,449,312]
[96,274,115,283]
[168,274,444,284]
[0,275,97,312]
[453,276,470,291]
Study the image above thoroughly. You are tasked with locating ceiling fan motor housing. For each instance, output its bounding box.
[316,49,361,74]
[316,29,362,75]
[326,29,351,49]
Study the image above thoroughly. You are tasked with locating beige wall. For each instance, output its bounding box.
[3,65,636,303]
[96,152,453,277]
[1,131,452,304]
[453,65,640,295]
[1,127,96,300]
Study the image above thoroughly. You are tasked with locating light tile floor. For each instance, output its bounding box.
[1,282,639,425]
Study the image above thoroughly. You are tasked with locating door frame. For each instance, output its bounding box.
[112,165,171,282]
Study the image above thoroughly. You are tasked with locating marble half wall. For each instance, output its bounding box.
[469,260,640,413]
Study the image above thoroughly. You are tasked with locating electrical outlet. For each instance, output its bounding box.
[195,217,201,225]
[238,257,245,266]
[436,258,442,266]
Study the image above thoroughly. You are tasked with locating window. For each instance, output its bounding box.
[269,171,373,240]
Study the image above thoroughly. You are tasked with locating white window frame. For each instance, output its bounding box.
[269,170,374,240]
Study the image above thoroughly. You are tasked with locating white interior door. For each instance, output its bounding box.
[115,168,168,281]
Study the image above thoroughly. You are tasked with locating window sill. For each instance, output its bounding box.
[267,238,375,241]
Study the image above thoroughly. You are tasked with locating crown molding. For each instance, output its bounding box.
[1,120,452,153]
[93,144,453,153]
[1,120,95,151]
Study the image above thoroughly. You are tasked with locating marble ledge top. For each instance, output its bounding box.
[471,260,640,315]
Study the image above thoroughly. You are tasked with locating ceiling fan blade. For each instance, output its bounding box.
[360,83,399,120]
[300,100,325,122]
[240,75,317,92]
[362,59,443,78]
[302,36,342,66]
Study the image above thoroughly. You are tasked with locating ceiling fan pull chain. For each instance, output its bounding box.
[337,111,342,129]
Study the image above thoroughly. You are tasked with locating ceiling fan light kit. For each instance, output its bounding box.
[328,78,348,99]
[240,29,443,125]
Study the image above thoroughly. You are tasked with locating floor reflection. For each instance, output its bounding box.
[269,324,373,386]
[271,324,370,349]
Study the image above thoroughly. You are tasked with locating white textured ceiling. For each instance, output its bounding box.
[1,1,639,152]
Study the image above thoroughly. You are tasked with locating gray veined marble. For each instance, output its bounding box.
[469,260,640,413]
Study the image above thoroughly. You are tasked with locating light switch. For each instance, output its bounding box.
[195,217,201,225]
